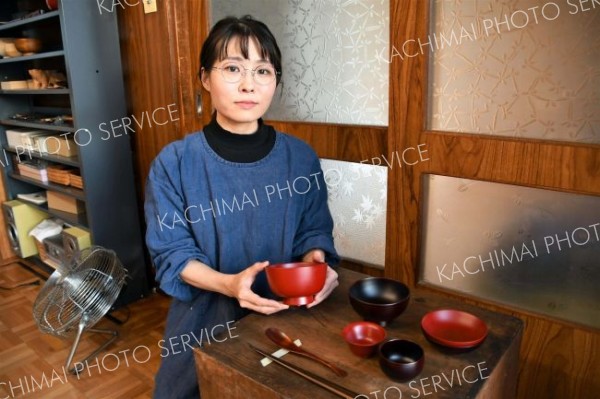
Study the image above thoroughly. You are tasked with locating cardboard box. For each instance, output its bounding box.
[21,131,56,151]
[42,136,78,157]
[47,191,85,214]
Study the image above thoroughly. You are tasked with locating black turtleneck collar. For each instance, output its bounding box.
[203,115,276,163]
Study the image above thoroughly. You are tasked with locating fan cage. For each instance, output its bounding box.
[33,247,128,337]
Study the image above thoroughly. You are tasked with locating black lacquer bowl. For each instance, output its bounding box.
[348,277,410,326]
[378,339,424,381]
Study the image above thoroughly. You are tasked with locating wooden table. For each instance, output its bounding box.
[194,268,523,399]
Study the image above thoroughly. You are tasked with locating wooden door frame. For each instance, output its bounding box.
[387,1,600,398]
[386,0,600,286]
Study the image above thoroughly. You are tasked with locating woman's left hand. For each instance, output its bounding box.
[302,249,339,308]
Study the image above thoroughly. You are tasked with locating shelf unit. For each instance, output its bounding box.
[0,88,69,94]
[0,49,65,64]
[0,118,75,131]
[4,145,80,166]
[0,0,149,307]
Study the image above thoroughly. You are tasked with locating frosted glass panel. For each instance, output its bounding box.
[321,159,387,268]
[420,174,600,329]
[211,0,389,126]
[427,0,600,143]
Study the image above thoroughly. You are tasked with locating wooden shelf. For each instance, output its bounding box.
[0,10,59,32]
[4,145,79,167]
[0,50,65,64]
[17,196,87,228]
[8,172,85,200]
[0,119,75,132]
[0,89,70,95]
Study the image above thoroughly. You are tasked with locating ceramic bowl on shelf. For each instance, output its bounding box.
[3,42,21,57]
[348,277,410,326]
[378,339,424,381]
[14,38,42,55]
[342,321,386,358]
[265,262,327,306]
[0,38,16,57]
[46,0,59,10]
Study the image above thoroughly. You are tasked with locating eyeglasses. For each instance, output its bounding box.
[211,62,280,85]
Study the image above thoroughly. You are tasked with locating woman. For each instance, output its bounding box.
[144,15,339,398]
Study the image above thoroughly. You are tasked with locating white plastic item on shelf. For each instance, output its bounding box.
[17,191,47,205]
[6,128,47,148]
[29,218,63,242]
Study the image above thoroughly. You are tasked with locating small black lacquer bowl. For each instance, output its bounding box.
[378,339,424,381]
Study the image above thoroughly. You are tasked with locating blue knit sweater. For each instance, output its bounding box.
[145,129,339,398]
[144,130,339,303]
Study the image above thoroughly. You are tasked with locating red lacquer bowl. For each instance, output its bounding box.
[421,309,488,349]
[342,321,386,358]
[265,262,327,306]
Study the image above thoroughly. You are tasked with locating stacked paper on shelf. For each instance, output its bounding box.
[47,164,74,185]
[16,160,48,182]
[69,171,83,189]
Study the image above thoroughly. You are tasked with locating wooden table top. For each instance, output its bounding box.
[196,268,523,398]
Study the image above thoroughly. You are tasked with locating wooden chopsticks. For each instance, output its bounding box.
[249,343,360,399]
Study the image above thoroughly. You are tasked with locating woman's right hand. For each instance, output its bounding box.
[227,261,289,315]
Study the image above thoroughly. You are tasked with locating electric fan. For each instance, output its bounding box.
[32,246,128,373]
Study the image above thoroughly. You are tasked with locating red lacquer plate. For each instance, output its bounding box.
[421,309,488,349]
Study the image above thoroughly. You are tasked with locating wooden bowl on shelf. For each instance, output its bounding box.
[0,38,16,57]
[3,42,21,57]
[14,38,42,55]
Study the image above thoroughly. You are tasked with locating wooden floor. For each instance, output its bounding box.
[0,262,170,398]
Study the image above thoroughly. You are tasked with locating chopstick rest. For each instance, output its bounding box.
[260,339,302,367]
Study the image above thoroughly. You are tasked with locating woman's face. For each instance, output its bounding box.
[201,37,277,134]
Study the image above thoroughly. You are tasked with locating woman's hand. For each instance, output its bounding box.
[227,261,289,315]
[180,259,287,315]
[302,249,339,308]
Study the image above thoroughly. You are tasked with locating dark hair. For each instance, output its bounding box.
[200,15,282,86]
